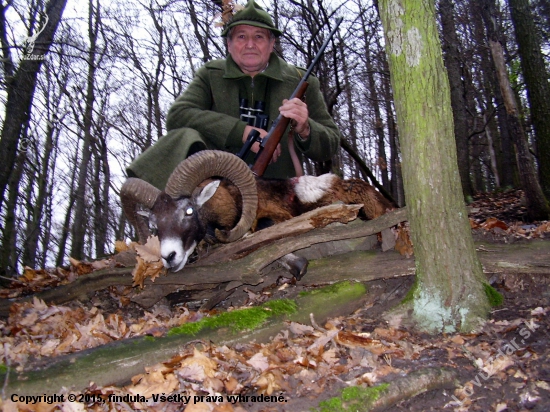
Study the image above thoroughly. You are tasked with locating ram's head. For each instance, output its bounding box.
[120,151,258,271]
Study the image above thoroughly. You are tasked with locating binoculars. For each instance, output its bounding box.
[239,99,268,130]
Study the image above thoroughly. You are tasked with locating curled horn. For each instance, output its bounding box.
[165,150,258,243]
[120,178,161,244]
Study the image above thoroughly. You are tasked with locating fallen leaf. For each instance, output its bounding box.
[134,236,161,262]
[288,322,315,336]
[247,352,269,372]
[482,217,508,231]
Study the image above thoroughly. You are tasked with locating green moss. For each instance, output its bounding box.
[315,396,345,412]
[314,384,390,412]
[401,276,419,304]
[0,363,7,374]
[167,299,297,337]
[299,281,365,298]
[483,283,504,307]
[143,335,156,342]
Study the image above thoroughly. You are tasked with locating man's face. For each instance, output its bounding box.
[227,25,275,77]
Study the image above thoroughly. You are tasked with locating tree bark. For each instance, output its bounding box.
[508,0,550,199]
[439,0,473,199]
[378,0,491,333]
[70,0,101,260]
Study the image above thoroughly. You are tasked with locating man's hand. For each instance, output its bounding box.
[242,125,281,163]
[279,98,310,139]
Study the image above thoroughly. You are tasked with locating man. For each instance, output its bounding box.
[127,0,340,189]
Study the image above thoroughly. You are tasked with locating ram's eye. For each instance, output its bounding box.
[185,207,194,216]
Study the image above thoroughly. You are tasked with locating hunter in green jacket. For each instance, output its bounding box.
[127,0,340,189]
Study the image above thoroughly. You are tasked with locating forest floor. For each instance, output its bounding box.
[1,189,550,412]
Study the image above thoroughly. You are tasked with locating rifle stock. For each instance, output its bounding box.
[251,81,309,176]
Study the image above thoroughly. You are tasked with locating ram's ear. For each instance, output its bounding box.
[195,180,220,208]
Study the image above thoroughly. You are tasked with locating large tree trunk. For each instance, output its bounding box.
[378,0,491,333]
[481,0,550,220]
[508,0,550,199]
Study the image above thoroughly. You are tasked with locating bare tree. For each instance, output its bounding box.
[508,0,550,199]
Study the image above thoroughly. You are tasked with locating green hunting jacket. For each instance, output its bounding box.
[127,53,340,189]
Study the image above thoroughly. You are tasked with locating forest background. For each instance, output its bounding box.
[0,0,549,278]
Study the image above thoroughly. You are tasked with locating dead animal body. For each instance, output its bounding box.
[121,150,393,276]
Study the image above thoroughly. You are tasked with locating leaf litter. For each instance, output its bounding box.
[1,189,550,411]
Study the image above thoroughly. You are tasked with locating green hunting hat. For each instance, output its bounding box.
[221,0,283,37]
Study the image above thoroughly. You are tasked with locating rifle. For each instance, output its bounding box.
[238,17,343,177]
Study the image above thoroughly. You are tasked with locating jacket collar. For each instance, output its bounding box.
[223,53,284,82]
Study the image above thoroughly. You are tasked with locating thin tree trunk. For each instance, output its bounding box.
[470,2,517,188]
[508,0,550,198]
[339,39,360,179]
[379,42,404,207]
[23,120,56,268]
[0,149,27,279]
[70,0,100,259]
[56,146,80,268]
[439,0,473,199]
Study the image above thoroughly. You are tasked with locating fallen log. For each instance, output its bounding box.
[315,367,458,412]
[0,207,407,316]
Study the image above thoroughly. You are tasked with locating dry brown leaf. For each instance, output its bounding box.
[178,347,218,381]
[247,352,269,372]
[307,329,339,353]
[288,322,315,336]
[132,256,165,288]
[134,236,161,262]
[255,370,285,395]
[129,364,179,398]
[21,266,37,281]
[373,327,409,341]
[394,224,413,257]
[336,331,390,355]
[115,240,130,253]
[451,335,465,345]
[482,217,509,230]
[224,376,242,394]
